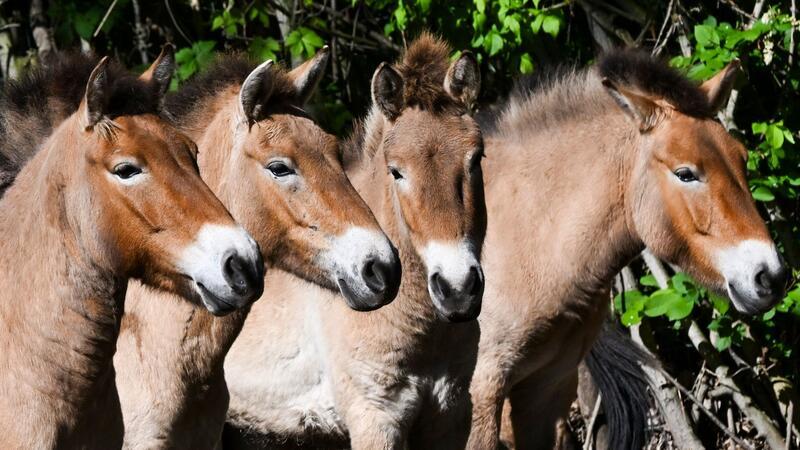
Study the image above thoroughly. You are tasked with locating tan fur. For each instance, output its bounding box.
[113,50,395,449]
[0,64,243,448]
[467,61,779,449]
[224,34,486,449]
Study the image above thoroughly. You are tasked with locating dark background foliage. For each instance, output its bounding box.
[1,0,798,447]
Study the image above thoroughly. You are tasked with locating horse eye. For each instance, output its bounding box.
[112,163,142,180]
[470,151,484,172]
[267,161,295,177]
[389,167,404,180]
[674,167,699,183]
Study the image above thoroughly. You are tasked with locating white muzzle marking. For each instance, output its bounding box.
[178,224,261,310]
[421,240,480,293]
[322,226,395,298]
[714,239,783,312]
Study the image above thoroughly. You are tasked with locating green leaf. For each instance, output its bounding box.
[621,309,642,326]
[714,335,732,351]
[694,24,720,47]
[751,186,775,202]
[488,31,504,56]
[519,53,533,74]
[640,274,659,287]
[710,293,730,315]
[542,15,560,38]
[211,16,225,30]
[74,8,102,40]
[644,289,694,321]
[249,37,281,62]
[531,14,544,34]
[767,125,785,149]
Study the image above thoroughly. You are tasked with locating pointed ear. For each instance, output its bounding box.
[602,78,666,132]
[82,56,111,130]
[288,45,330,105]
[444,51,480,109]
[371,62,404,120]
[239,60,275,124]
[701,60,740,113]
[139,43,176,97]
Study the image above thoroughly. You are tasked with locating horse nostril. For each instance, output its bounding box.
[755,265,790,296]
[462,266,483,296]
[431,272,452,299]
[223,253,258,296]
[362,258,389,294]
[755,269,769,290]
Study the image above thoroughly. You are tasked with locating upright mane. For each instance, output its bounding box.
[343,32,462,168]
[164,53,296,128]
[487,49,714,141]
[0,53,168,196]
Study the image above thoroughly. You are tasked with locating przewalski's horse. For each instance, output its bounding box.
[468,50,788,450]
[0,49,264,449]
[114,48,401,449]
[223,34,486,449]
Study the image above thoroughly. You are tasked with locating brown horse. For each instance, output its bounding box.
[222,33,485,449]
[0,49,263,449]
[467,51,788,449]
[113,48,401,449]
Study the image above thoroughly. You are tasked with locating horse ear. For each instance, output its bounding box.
[701,60,740,113]
[288,45,330,105]
[602,78,663,132]
[239,60,275,125]
[445,51,480,109]
[371,62,404,120]
[139,43,176,97]
[82,56,111,130]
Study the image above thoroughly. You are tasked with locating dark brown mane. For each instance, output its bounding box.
[488,48,714,142]
[395,32,461,113]
[164,53,296,127]
[597,49,713,117]
[0,52,167,196]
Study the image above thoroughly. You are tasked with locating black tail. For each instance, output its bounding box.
[584,323,653,450]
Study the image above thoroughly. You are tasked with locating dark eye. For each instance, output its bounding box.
[389,167,404,180]
[470,151,484,172]
[267,161,295,177]
[674,167,699,183]
[112,162,142,180]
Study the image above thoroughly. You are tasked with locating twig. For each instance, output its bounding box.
[688,322,787,450]
[30,0,55,58]
[659,367,754,450]
[583,393,602,450]
[786,401,794,450]
[719,0,756,21]
[165,0,192,44]
[540,0,571,13]
[131,0,149,64]
[790,0,796,67]
[93,0,119,37]
[652,0,674,55]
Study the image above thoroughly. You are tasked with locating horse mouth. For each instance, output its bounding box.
[196,282,237,316]
[726,282,767,315]
[337,278,384,312]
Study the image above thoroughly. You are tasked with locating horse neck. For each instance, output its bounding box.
[484,109,645,299]
[0,129,124,410]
